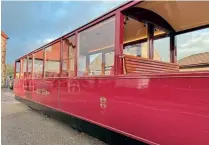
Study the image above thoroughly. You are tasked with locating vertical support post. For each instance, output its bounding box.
[86,55,89,76]
[42,49,45,79]
[147,23,154,59]
[67,40,70,76]
[32,54,34,79]
[115,10,124,75]
[170,34,177,63]
[67,41,70,76]
[14,61,16,79]
[74,32,78,77]
[102,52,105,75]
[20,59,23,78]
[60,39,63,77]
[26,56,28,79]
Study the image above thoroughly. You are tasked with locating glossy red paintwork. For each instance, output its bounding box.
[14,72,209,145]
[13,1,209,144]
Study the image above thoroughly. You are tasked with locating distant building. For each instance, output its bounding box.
[178,52,209,71]
[1,31,9,87]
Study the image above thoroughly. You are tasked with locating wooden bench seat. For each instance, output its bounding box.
[123,55,179,74]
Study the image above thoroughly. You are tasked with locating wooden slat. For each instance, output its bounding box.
[124,54,178,66]
[123,54,179,74]
[125,57,178,68]
[125,61,179,70]
[126,66,174,72]
[126,67,164,73]
[126,70,169,74]
[126,64,178,72]
[124,55,179,67]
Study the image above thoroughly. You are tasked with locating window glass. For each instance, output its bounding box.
[61,35,75,77]
[20,57,27,78]
[89,53,102,76]
[153,28,170,62]
[105,51,114,75]
[78,17,115,76]
[15,61,20,79]
[27,54,33,78]
[123,17,148,58]
[177,28,209,71]
[124,43,144,57]
[33,49,44,79]
[44,42,60,78]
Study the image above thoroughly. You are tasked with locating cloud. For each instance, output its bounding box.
[36,37,58,47]
[177,29,209,60]
[43,38,56,44]
[180,31,209,49]
[178,30,209,51]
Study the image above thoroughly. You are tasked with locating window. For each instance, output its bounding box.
[123,17,148,58]
[20,57,27,78]
[105,51,114,75]
[44,42,61,78]
[89,53,102,75]
[15,61,20,79]
[123,16,170,62]
[177,28,209,71]
[153,28,170,62]
[27,54,33,78]
[33,49,44,79]
[78,16,115,76]
[124,43,145,57]
[61,35,75,77]
[122,14,179,75]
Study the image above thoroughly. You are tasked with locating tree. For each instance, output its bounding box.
[6,63,14,77]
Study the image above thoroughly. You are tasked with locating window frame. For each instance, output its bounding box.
[60,35,76,78]
[76,15,116,78]
[44,41,61,78]
[14,60,21,79]
[121,13,177,65]
[33,49,44,79]
[19,56,27,79]
[27,54,34,79]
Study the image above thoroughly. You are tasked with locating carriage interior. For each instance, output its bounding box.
[122,1,209,74]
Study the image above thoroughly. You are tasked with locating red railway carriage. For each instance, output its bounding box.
[14,1,209,145]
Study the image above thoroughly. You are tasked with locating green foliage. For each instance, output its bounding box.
[6,63,14,77]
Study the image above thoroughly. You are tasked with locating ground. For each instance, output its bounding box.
[1,89,106,145]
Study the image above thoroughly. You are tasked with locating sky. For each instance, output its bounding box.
[2,1,209,64]
[2,0,125,64]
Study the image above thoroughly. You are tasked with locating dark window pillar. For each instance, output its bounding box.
[147,23,154,59]
[170,34,177,63]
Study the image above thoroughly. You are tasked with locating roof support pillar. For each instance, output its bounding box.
[170,34,177,63]
[75,32,78,77]
[115,10,124,75]
[147,23,154,59]
[60,39,63,77]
